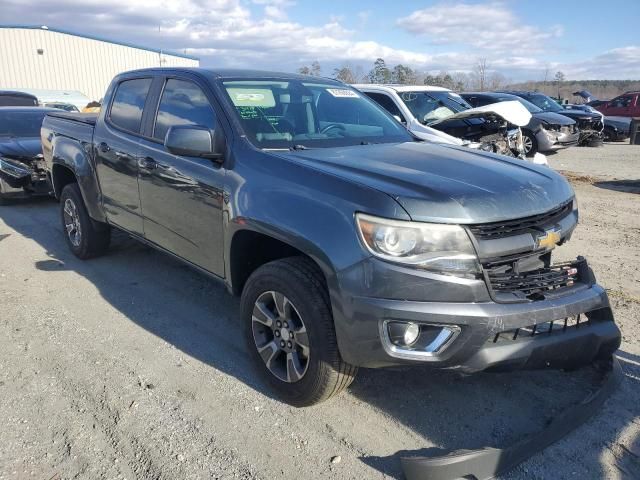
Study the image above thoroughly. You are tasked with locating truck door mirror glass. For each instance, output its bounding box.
[164,125,221,161]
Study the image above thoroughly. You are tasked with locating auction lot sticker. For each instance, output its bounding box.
[327,89,359,98]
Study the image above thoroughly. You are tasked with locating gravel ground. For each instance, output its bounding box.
[1,143,639,480]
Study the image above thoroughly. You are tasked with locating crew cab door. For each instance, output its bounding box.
[94,76,153,236]
[136,76,225,276]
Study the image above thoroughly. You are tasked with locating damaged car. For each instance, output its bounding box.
[0,106,55,203]
[462,92,579,156]
[355,84,529,158]
[564,103,631,142]
[500,90,604,146]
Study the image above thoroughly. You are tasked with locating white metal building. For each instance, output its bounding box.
[0,25,199,102]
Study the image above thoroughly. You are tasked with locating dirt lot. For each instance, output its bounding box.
[1,143,639,480]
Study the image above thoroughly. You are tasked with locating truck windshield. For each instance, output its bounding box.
[0,110,48,137]
[221,80,412,149]
[397,91,471,125]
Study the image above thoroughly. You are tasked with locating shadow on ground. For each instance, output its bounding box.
[1,198,639,479]
[595,179,640,195]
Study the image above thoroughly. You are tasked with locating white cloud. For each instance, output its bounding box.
[397,2,563,54]
[1,0,637,81]
[561,46,640,80]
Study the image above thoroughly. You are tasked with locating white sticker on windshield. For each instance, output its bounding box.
[327,88,359,98]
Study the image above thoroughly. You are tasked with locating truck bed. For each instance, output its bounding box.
[45,111,98,125]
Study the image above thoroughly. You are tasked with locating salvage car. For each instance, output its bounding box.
[43,69,620,414]
[563,104,630,142]
[355,84,528,158]
[0,106,56,203]
[462,92,579,156]
[0,90,39,107]
[500,90,604,146]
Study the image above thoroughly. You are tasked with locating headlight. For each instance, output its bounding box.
[355,213,480,274]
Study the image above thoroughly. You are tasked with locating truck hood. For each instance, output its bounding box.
[276,142,574,223]
[0,136,42,160]
[430,100,532,127]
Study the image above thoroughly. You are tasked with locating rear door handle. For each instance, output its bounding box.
[138,156,158,170]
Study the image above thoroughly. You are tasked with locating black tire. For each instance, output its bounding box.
[59,183,110,259]
[241,256,357,406]
[522,130,538,157]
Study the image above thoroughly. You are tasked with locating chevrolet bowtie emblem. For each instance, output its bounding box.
[536,229,561,250]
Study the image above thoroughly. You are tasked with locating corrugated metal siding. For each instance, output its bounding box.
[0,28,199,101]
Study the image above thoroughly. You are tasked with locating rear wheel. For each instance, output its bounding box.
[522,130,538,157]
[60,183,110,259]
[241,257,357,406]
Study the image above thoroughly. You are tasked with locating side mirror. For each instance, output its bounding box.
[165,125,222,161]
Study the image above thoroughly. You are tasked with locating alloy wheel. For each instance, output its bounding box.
[63,198,82,247]
[522,134,534,154]
[251,290,310,383]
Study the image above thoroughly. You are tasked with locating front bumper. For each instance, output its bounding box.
[536,128,579,152]
[334,281,620,371]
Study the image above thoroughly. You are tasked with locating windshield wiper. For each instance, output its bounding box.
[289,144,310,151]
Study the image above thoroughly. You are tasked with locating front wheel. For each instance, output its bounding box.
[522,130,538,157]
[241,257,357,406]
[60,183,111,259]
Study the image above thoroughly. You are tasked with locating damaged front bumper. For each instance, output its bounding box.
[401,356,622,480]
[536,125,579,152]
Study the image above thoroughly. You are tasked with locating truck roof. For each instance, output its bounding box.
[119,67,344,84]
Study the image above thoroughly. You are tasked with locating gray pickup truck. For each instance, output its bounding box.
[41,68,620,408]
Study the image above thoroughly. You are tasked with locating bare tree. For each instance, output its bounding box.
[297,61,322,76]
[487,72,507,91]
[554,71,565,99]
[472,58,488,91]
[333,64,357,84]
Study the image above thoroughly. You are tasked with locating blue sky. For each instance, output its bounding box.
[4,0,640,80]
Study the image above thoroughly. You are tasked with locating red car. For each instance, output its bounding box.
[595,91,640,117]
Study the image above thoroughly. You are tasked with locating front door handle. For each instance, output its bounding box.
[138,156,158,170]
[98,142,110,153]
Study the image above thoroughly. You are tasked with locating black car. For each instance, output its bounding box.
[0,106,55,203]
[0,90,39,107]
[461,92,578,156]
[563,104,630,141]
[499,91,603,145]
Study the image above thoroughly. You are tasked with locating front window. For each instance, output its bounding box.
[525,94,563,113]
[0,111,48,137]
[220,79,411,149]
[396,91,471,125]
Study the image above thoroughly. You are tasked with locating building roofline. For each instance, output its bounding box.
[0,24,199,61]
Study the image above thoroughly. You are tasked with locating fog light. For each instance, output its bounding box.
[388,321,420,346]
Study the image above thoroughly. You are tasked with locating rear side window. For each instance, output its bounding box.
[0,94,38,107]
[154,79,216,141]
[109,78,152,133]
[365,92,406,122]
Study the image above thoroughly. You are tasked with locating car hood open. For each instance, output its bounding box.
[277,141,573,224]
[430,100,532,128]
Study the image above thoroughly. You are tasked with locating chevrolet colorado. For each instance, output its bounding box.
[42,68,620,407]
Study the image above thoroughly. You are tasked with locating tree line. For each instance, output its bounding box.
[298,58,638,100]
[297,57,508,92]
